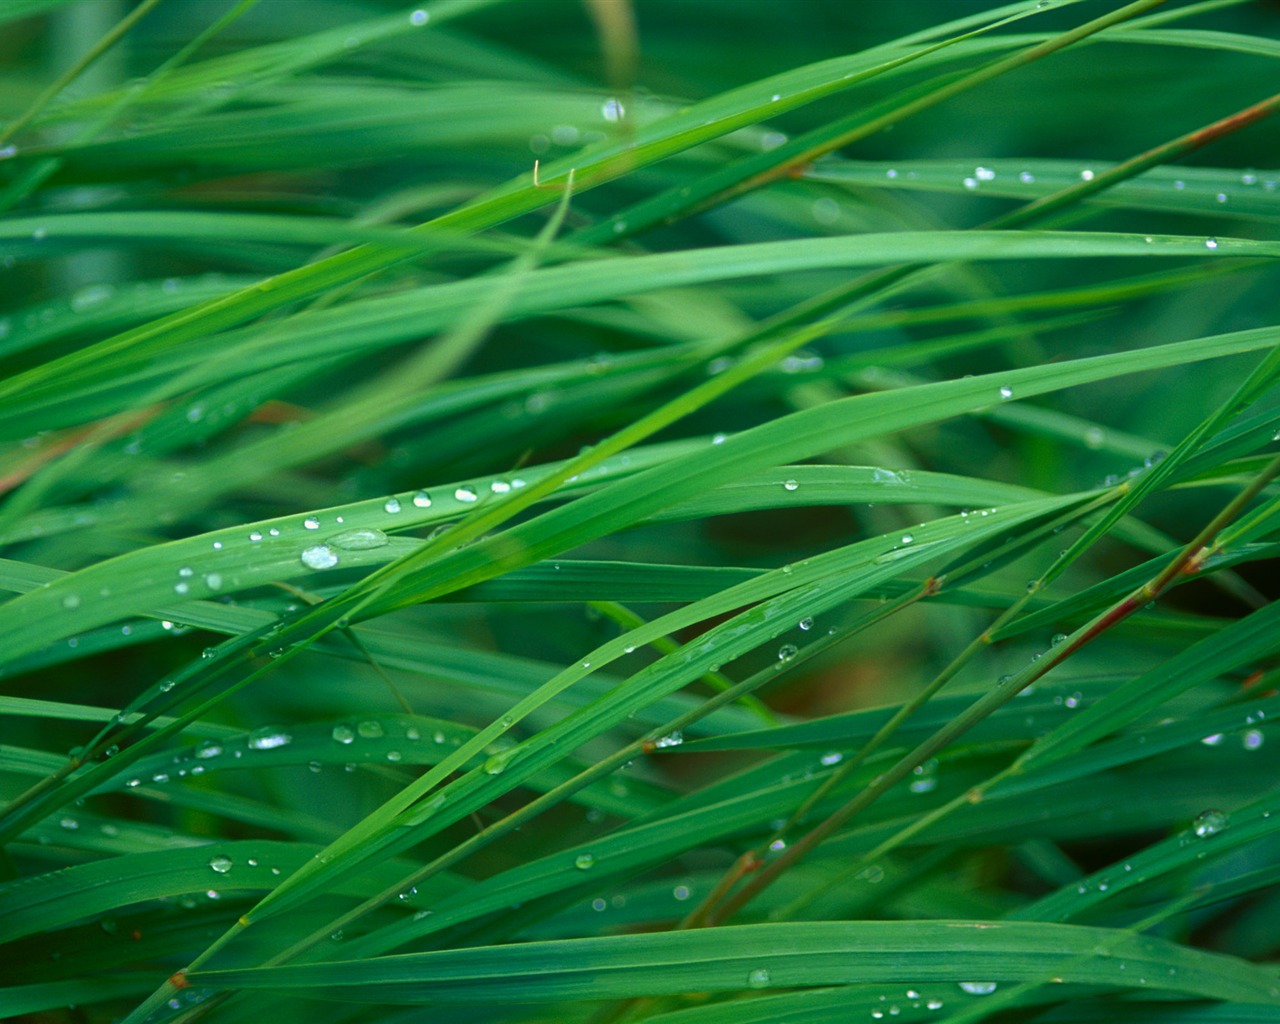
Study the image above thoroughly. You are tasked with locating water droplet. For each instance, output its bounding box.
[909,758,938,794]
[330,724,355,745]
[999,385,1014,400]
[249,530,263,542]
[783,479,799,492]
[1243,729,1264,750]
[62,594,81,610]
[455,486,478,503]
[173,582,190,596]
[926,999,944,1010]
[1050,633,1068,647]
[384,497,402,514]
[654,730,683,749]
[798,616,814,631]
[303,516,320,530]
[673,884,691,900]
[963,177,978,190]
[247,727,291,750]
[574,852,595,870]
[1199,733,1223,747]
[204,572,223,591]
[329,527,389,550]
[358,720,384,739]
[601,97,625,122]
[1192,809,1227,837]
[1019,171,1035,183]
[386,750,402,762]
[209,854,232,874]
[901,533,914,545]
[483,752,510,774]
[820,751,843,766]
[958,982,997,995]
[871,468,906,485]
[1204,238,1218,250]
[746,968,771,989]
[777,644,798,663]
[975,166,995,181]
[412,490,432,508]
[1080,168,1095,181]
[195,741,223,759]
[409,8,428,25]
[812,197,840,225]
[300,545,339,570]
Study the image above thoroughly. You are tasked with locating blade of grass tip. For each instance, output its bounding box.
[0,0,261,213]
[730,452,1280,925]
[0,0,163,149]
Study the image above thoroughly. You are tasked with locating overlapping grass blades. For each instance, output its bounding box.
[1,0,1279,1022]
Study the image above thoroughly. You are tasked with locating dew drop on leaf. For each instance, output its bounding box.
[300,545,339,570]
[247,727,291,750]
[574,852,595,870]
[746,968,771,988]
[208,854,232,874]
[329,528,388,550]
[1192,809,1227,837]
[958,982,997,995]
